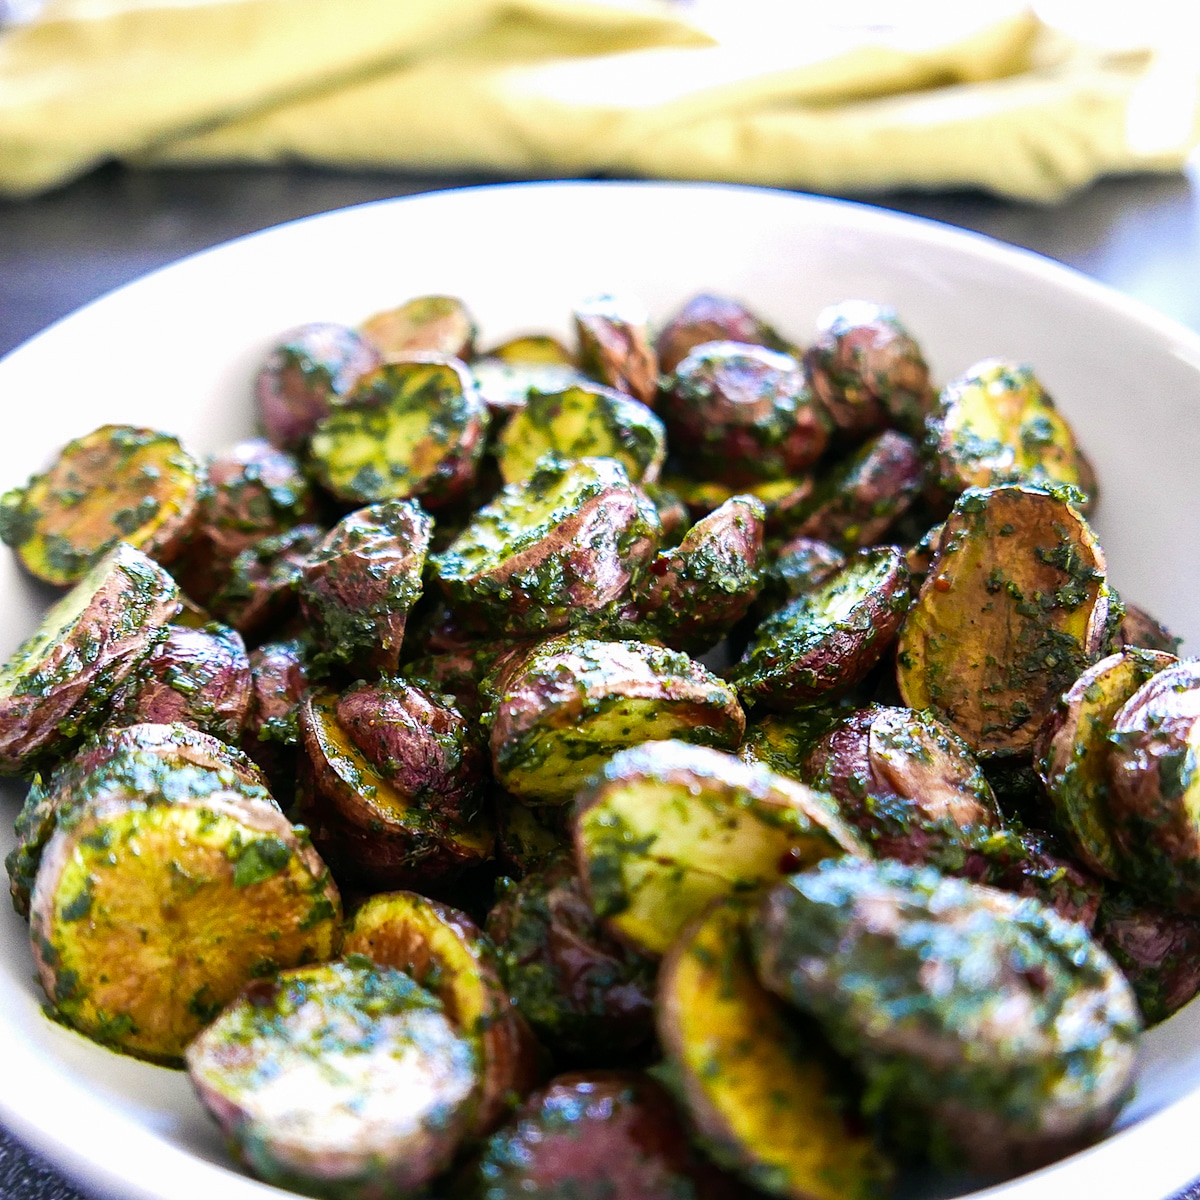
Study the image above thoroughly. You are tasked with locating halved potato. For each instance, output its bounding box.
[496,383,666,486]
[0,543,180,774]
[255,321,380,449]
[360,294,477,360]
[297,690,494,893]
[0,424,203,585]
[574,740,865,955]
[430,455,661,638]
[656,292,786,374]
[187,959,477,1195]
[658,899,892,1200]
[30,789,341,1064]
[242,637,310,789]
[928,359,1092,504]
[635,496,766,653]
[298,499,431,675]
[733,547,911,710]
[309,356,489,508]
[804,299,932,439]
[1035,649,1176,879]
[574,293,658,406]
[470,356,585,418]
[488,635,745,806]
[485,855,657,1064]
[345,891,542,1134]
[896,486,1111,756]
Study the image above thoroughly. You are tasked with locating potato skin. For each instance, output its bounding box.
[635,496,766,653]
[753,858,1140,1176]
[298,500,431,675]
[485,856,657,1063]
[297,691,494,894]
[242,637,310,789]
[804,705,1002,870]
[345,891,543,1134]
[0,543,180,775]
[360,294,477,360]
[804,300,933,439]
[336,680,487,826]
[573,293,659,407]
[187,959,476,1198]
[112,622,253,742]
[733,546,911,710]
[656,292,786,375]
[661,342,829,486]
[255,321,381,449]
[461,1071,747,1200]
[431,455,661,638]
[1106,660,1200,913]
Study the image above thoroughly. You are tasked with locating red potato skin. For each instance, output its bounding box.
[113,624,252,742]
[242,639,309,789]
[574,298,659,407]
[336,681,487,826]
[255,322,381,449]
[468,1072,750,1199]
[0,544,180,774]
[656,294,783,375]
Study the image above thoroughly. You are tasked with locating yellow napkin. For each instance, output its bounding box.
[1,0,1198,201]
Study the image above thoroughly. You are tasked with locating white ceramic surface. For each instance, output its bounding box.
[1,181,1199,1200]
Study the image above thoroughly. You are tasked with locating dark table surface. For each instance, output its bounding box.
[1,161,1199,1200]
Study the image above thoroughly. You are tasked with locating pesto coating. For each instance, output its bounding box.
[753,859,1140,1176]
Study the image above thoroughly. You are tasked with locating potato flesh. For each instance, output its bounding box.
[0,424,201,585]
[30,793,340,1064]
[659,901,892,1200]
[575,740,863,955]
[897,486,1109,756]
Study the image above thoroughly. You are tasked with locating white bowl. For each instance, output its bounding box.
[1,181,1199,1200]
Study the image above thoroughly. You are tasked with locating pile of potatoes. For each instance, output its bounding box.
[1,288,1196,1200]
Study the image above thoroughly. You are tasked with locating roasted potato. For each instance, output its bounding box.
[345,891,542,1133]
[1036,649,1176,879]
[7,720,272,919]
[753,858,1140,1176]
[1113,601,1180,654]
[187,959,477,1195]
[926,360,1092,504]
[309,356,489,508]
[574,740,865,955]
[804,704,1002,870]
[1105,659,1200,912]
[659,900,892,1200]
[484,333,575,366]
[171,437,316,605]
[487,635,745,805]
[0,542,180,774]
[111,622,252,742]
[756,534,846,616]
[804,300,933,439]
[1094,889,1200,1026]
[31,787,340,1063]
[573,293,658,407]
[360,293,477,361]
[661,342,829,486]
[0,424,203,587]
[486,856,657,1063]
[430,455,661,638]
[897,485,1111,756]
[297,499,431,675]
[241,637,310,789]
[496,382,666,486]
[733,546,911,710]
[255,321,381,449]
[469,356,585,419]
[459,1071,747,1199]
[787,430,923,550]
[495,793,567,877]
[655,292,787,375]
[297,689,494,893]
